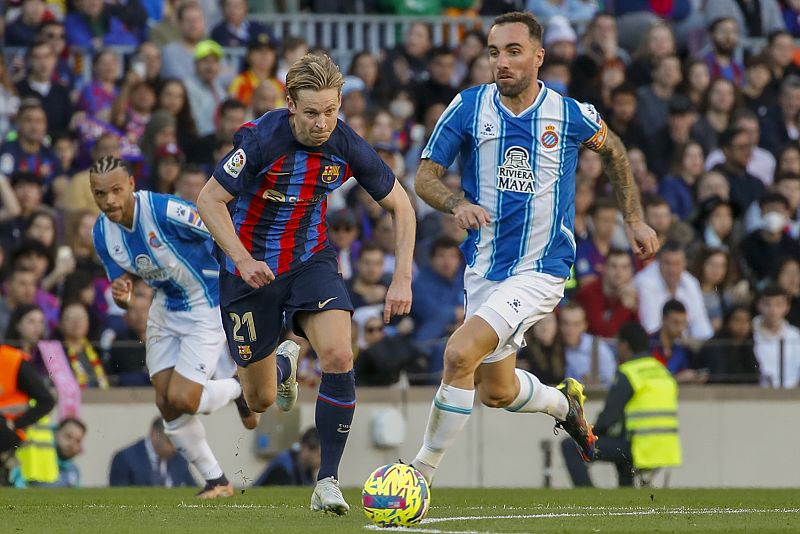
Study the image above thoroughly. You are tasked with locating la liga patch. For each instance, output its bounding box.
[224,148,246,178]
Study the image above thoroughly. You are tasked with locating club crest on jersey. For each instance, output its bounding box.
[540,125,559,149]
[321,165,340,183]
[497,146,535,194]
[238,345,252,360]
[224,148,246,178]
[148,231,162,248]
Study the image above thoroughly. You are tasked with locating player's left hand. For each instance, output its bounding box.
[384,278,412,324]
[625,219,660,260]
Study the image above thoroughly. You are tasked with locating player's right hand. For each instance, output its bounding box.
[237,257,275,288]
[111,278,133,308]
[452,201,491,230]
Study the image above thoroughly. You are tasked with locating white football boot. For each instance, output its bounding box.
[275,340,300,412]
[310,476,350,515]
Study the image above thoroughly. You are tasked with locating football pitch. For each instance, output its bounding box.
[3,487,799,533]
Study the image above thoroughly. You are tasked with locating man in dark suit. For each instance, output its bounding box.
[253,428,320,486]
[109,418,195,487]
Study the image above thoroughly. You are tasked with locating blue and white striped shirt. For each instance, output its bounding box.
[93,191,220,311]
[422,81,608,281]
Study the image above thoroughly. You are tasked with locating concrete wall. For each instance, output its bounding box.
[75,386,800,488]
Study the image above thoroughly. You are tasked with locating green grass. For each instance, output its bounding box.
[3,487,800,533]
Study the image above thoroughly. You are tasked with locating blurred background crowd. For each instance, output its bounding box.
[0,0,799,396]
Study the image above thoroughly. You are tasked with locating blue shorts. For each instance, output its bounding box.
[219,248,353,367]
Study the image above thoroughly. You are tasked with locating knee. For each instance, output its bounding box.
[317,347,353,374]
[167,387,201,414]
[477,386,516,409]
[245,388,275,413]
[443,342,478,378]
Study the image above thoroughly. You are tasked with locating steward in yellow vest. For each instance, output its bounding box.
[0,345,57,485]
[562,322,682,487]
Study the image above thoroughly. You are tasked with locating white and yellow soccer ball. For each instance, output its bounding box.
[362,463,430,528]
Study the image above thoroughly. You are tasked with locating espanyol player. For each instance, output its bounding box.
[90,156,272,499]
[410,12,660,484]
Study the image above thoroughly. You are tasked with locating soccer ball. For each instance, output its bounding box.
[362,463,430,528]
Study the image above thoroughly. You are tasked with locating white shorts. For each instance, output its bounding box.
[146,303,232,384]
[464,267,566,364]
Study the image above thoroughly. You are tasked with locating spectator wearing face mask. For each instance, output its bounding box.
[739,192,800,286]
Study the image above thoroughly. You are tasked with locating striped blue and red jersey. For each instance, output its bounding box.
[212,109,395,276]
[0,140,63,186]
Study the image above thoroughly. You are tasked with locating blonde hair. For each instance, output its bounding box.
[285,53,344,103]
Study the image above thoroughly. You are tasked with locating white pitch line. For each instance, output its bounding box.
[363,507,800,534]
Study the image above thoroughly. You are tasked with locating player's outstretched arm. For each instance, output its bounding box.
[378,180,416,323]
[415,159,490,230]
[197,177,275,288]
[594,130,660,260]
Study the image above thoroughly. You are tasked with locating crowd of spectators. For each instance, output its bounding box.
[1,0,799,396]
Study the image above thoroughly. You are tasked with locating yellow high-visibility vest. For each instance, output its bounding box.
[619,357,682,469]
[16,414,59,484]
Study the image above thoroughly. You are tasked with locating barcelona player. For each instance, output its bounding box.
[197,53,416,514]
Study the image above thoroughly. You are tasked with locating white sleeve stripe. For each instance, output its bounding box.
[580,114,601,133]
[425,95,464,158]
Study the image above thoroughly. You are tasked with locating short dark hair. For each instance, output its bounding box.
[17,98,45,118]
[359,241,383,258]
[219,98,246,116]
[5,303,43,341]
[492,11,544,43]
[652,54,680,73]
[745,54,772,71]
[759,191,790,211]
[662,298,687,317]
[759,284,788,300]
[731,107,758,124]
[719,127,747,149]
[617,321,650,354]
[605,247,632,262]
[708,16,736,33]
[768,29,792,47]
[657,240,684,258]
[26,39,52,60]
[611,82,638,100]
[300,427,320,449]
[58,417,87,434]
[180,163,206,177]
[430,46,455,61]
[589,197,618,217]
[430,236,461,259]
[643,194,669,211]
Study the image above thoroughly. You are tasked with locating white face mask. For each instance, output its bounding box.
[389,99,414,120]
[762,211,787,233]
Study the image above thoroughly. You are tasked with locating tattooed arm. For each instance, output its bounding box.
[593,129,660,259]
[415,159,490,230]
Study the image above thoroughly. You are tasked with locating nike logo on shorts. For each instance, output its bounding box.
[318,296,338,308]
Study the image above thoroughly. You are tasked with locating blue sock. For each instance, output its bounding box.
[315,371,355,480]
[276,354,292,385]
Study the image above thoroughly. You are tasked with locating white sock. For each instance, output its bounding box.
[505,368,569,421]
[412,383,474,484]
[197,378,241,414]
[163,414,224,480]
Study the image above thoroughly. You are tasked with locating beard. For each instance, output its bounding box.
[496,72,533,97]
[713,41,736,56]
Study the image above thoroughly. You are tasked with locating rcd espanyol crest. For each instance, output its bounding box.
[497,146,535,194]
